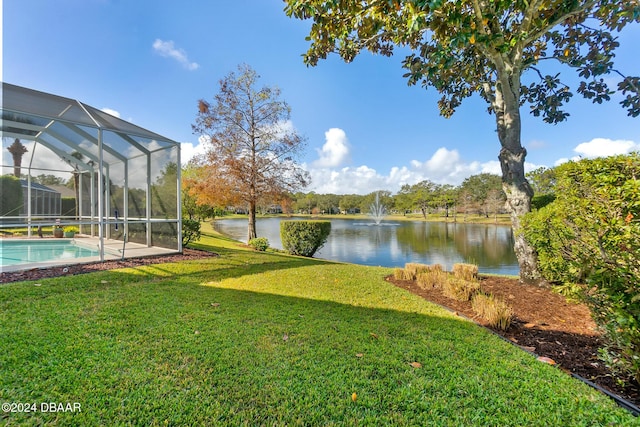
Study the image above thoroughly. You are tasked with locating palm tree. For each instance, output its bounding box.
[69,151,84,219]
[7,139,28,177]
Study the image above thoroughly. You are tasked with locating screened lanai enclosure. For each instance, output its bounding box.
[1,83,181,271]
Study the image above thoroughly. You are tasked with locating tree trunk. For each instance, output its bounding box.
[494,78,542,283]
[500,149,540,283]
[8,139,28,178]
[247,200,257,242]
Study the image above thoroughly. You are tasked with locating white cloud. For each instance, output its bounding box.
[554,157,573,166]
[306,165,392,194]
[313,128,351,168]
[554,137,639,166]
[101,108,121,118]
[303,147,510,194]
[304,140,547,194]
[573,137,639,158]
[408,147,484,184]
[152,39,199,71]
[181,140,207,165]
[480,160,503,175]
[1,140,74,181]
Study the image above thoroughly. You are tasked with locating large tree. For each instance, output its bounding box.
[191,64,310,242]
[399,180,440,218]
[284,0,639,282]
[459,172,504,216]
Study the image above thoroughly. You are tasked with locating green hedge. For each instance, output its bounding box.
[0,175,23,216]
[522,154,640,383]
[61,197,76,216]
[280,220,331,257]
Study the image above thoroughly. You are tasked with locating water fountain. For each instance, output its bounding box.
[369,192,387,225]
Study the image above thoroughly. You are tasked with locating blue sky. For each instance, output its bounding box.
[3,0,639,194]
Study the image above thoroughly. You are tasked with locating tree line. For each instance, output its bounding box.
[184,169,559,222]
[288,172,507,221]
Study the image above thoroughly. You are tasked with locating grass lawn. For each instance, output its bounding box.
[0,229,635,425]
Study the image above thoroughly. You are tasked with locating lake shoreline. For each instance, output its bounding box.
[212,216,519,276]
[214,213,513,226]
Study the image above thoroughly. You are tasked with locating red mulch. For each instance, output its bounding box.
[0,248,217,284]
[386,274,640,409]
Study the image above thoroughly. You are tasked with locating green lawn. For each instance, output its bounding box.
[0,229,634,425]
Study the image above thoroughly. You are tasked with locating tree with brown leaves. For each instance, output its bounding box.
[191,65,310,242]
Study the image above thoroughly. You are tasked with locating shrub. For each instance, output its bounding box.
[61,197,76,216]
[530,193,556,210]
[472,293,513,331]
[393,268,405,280]
[249,237,269,251]
[416,269,448,289]
[452,263,479,281]
[442,278,480,302]
[64,226,79,233]
[182,219,202,246]
[280,220,331,257]
[522,154,640,382]
[403,263,430,280]
[401,269,415,281]
[552,282,586,303]
[0,175,22,216]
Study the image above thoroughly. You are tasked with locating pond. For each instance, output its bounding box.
[213,217,519,276]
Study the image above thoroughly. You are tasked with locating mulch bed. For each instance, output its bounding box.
[387,274,640,409]
[0,248,217,284]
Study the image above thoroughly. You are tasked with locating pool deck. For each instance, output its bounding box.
[1,235,178,273]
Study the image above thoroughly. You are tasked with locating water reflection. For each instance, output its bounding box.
[213,217,519,275]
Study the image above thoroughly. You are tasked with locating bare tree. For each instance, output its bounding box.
[191,65,310,242]
[485,189,506,224]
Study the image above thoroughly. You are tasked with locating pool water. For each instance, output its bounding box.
[0,239,100,268]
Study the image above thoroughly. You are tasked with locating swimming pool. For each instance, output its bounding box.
[0,239,100,269]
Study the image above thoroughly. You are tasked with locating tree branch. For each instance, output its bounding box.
[521,1,595,47]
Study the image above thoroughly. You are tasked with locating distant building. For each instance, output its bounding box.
[343,208,361,214]
[266,204,283,214]
[20,180,61,217]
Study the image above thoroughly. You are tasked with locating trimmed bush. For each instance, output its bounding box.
[249,237,269,251]
[280,220,331,257]
[452,263,479,281]
[472,293,513,331]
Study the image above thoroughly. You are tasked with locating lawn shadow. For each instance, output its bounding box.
[104,245,338,285]
[3,280,631,425]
